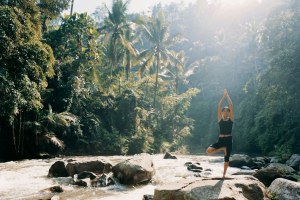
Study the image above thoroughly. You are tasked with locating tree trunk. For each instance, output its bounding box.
[125,49,131,81]
[70,0,74,15]
[153,52,160,108]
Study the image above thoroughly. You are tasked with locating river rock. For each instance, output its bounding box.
[270,156,282,163]
[229,154,253,168]
[49,185,63,193]
[112,153,155,184]
[252,157,269,169]
[77,171,97,179]
[153,175,268,200]
[253,166,286,186]
[163,152,177,159]
[66,160,112,177]
[97,173,115,187]
[286,154,300,171]
[143,194,153,200]
[42,185,64,193]
[187,163,203,172]
[48,161,68,177]
[267,163,296,174]
[73,179,88,187]
[269,178,300,200]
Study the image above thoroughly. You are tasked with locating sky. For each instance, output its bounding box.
[69,0,197,15]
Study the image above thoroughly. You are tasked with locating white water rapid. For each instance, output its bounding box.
[0,154,240,200]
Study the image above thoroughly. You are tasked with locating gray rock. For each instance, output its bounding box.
[97,173,115,187]
[112,153,155,185]
[163,152,177,159]
[187,163,203,172]
[49,185,63,193]
[229,154,253,168]
[66,160,112,177]
[153,175,269,200]
[269,178,300,200]
[270,157,281,163]
[77,171,97,179]
[267,163,296,174]
[286,154,300,171]
[143,194,153,200]
[48,161,68,177]
[253,167,286,186]
[73,179,87,187]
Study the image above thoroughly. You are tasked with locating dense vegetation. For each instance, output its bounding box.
[0,0,299,161]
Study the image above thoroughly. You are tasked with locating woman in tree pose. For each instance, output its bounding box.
[206,89,234,178]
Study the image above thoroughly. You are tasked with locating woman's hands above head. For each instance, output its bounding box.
[223,89,228,97]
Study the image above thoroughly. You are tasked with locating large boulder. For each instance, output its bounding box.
[48,161,68,177]
[286,154,300,171]
[253,166,287,186]
[153,175,269,200]
[229,154,253,168]
[112,153,155,185]
[66,160,112,177]
[269,178,300,200]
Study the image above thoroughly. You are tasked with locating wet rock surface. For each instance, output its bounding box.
[112,153,155,185]
[153,175,269,200]
[66,160,112,177]
[48,161,68,177]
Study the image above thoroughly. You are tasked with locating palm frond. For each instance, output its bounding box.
[119,35,137,56]
[41,134,65,150]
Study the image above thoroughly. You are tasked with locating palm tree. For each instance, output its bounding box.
[161,50,200,94]
[101,0,136,78]
[139,11,179,107]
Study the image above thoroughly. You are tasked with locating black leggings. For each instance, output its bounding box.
[210,136,232,162]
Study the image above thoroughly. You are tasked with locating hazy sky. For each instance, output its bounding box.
[70,0,197,14]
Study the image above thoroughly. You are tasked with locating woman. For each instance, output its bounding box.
[206,89,234,178]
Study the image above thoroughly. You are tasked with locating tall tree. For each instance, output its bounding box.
[38,0,71,32]
[139,10,178,107]
[101,0,136,78]
[0,5,54,159]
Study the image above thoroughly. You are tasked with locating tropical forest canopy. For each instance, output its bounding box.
[0,0,299,161]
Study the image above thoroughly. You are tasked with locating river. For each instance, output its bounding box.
[0,154,240,200]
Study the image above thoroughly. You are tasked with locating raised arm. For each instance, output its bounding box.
[218,92,226,122]
[225,91,234,121]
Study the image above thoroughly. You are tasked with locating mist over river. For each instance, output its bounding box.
[0,154,240,200]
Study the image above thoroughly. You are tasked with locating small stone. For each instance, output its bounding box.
[163,152,177,159]
[184,162,192,166]
[73,179,87,187]
[49,185,63,193]
[143,194,153,200]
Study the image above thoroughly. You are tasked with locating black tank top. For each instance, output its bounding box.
[219,118,233,135]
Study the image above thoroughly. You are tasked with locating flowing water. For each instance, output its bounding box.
[0,154,240,200]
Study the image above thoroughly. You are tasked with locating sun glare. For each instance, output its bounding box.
[208,0,263,7]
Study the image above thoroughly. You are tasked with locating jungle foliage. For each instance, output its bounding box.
[0,0,299,160]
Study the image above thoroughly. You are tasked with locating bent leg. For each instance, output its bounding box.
[206,146,226,154]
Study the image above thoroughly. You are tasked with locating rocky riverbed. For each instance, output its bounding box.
[0,153,299,200]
